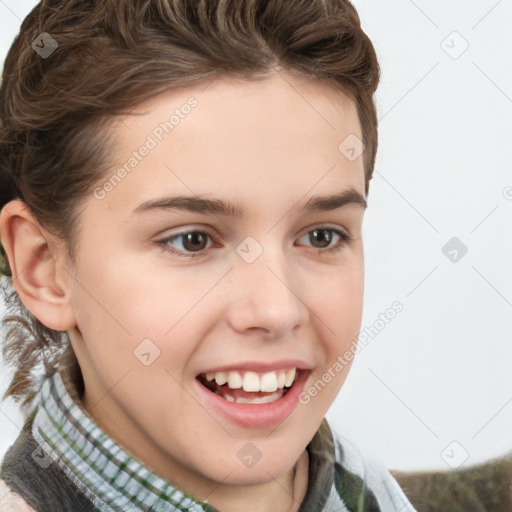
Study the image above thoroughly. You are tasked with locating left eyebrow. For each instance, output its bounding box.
[300,189,367,212]
[130,188,367,217]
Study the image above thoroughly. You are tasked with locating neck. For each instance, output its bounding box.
[205,449,309,512]
[81,384,310,512]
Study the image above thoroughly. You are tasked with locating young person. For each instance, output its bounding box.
[0,1,417,510]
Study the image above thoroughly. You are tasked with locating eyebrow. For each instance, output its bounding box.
[131,188,367,217]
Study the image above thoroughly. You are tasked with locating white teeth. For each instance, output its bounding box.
[206,368,298,391]
[285,368,296,387]
[235,390,284,404]
[214,372,227,386]
[260,371,278,392]
[224,394,235,402]
[227,370,243,389]
[277,371,286,389]
[242,371,260,392]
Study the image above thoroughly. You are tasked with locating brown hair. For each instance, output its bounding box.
[0,0,380,407]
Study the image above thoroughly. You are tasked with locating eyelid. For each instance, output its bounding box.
[295,225,353,250]
[297,223,352,240]
[155,224,353,258]
[154,226,219,258]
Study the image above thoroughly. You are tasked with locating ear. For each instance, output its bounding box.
[0,199,77,331]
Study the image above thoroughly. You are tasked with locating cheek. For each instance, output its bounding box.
[74,254,175,335]
[305,255,364,399]
[312,257,364,338]
[70,259,221,376]
[301,269,363,413]
[334,271,364,336]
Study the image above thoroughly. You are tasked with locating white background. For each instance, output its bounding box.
[1,0,511,472]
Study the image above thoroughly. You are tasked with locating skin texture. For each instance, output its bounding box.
[0,69,366,512]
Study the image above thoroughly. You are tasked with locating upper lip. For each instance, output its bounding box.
[196,359,312,375]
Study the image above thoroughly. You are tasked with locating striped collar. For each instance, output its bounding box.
[31,371,349,512]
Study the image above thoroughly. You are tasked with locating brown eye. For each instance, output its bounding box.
[296,227,352,253]
[182,232,208,252]
[156,229,214,257]
[309,229,333,248]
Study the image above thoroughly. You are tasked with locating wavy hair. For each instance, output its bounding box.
[0,0,380,407]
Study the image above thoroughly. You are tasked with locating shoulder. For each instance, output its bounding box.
[332,432,418,512]
[0,480,36,512]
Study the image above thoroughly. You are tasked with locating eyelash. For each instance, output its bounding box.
[155,226,353,259]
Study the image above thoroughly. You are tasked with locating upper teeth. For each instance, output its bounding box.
[205,368,297,392]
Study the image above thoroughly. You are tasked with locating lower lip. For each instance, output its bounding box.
[194,370,309,429]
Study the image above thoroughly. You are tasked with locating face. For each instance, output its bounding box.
[64,70,366,500]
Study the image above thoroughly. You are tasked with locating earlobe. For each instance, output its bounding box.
[0,199,77,331]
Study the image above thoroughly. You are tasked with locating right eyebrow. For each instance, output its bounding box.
[131,195,244,218]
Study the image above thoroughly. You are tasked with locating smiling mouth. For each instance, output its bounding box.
[196,368,300,404]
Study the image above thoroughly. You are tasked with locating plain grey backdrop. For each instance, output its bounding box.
[1,0,511,472]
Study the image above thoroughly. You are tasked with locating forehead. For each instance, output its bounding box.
[93,71,365,220]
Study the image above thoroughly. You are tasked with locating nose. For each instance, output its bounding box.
[225,245,309,339]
